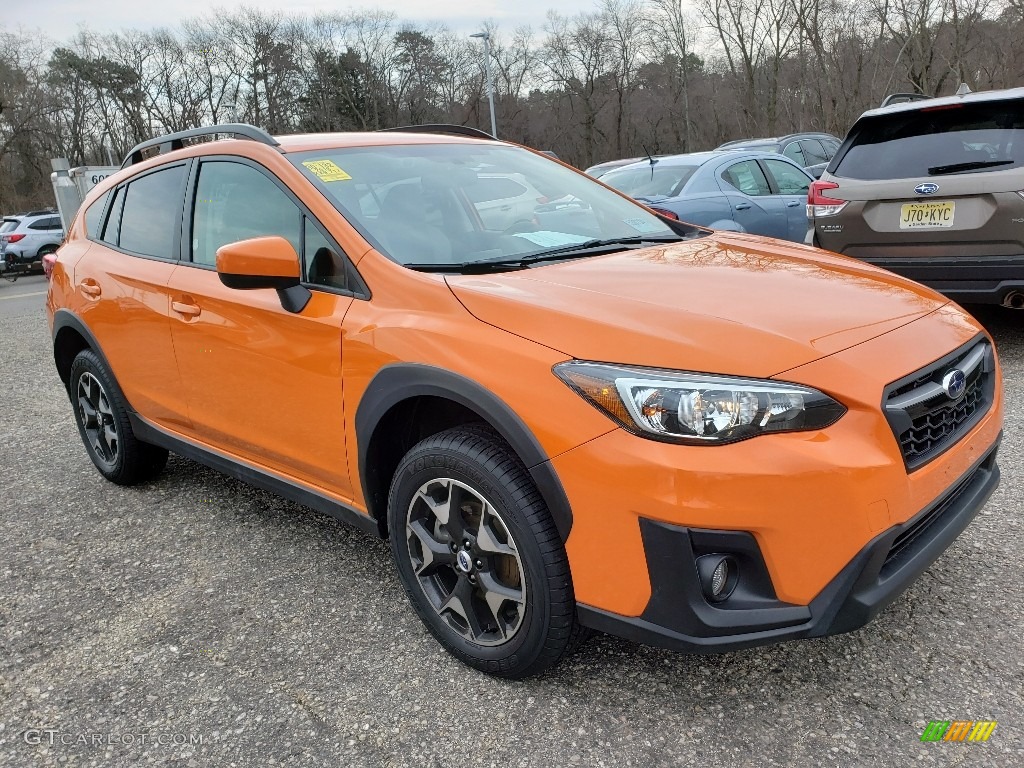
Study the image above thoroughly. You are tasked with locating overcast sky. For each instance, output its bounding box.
[3,1,602,43]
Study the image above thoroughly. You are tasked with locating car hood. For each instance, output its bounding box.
[446,232,948,378]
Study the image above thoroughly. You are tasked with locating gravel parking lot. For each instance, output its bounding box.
[1,277,1021,767]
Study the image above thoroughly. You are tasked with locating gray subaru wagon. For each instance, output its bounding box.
[808,86,1024,308]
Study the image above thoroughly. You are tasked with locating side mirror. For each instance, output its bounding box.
[216,236,310,313]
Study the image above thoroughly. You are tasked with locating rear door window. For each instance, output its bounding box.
[721,160,772,196]
[782,142,805,165]
[799,139,829,165]
[834,100,1024,179]
[117,165,186,259]
[763,159,812,195]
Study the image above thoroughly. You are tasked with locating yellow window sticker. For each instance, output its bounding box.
[302,159,352,182]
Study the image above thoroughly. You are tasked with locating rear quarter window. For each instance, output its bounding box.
[84,192,111,239]
[834,101,1024,180]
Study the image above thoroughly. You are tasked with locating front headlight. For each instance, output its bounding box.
[554,361,846,445]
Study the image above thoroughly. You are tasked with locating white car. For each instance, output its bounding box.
[0,210,64,268]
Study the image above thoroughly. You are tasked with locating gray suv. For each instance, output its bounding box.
[809,87,1024,307]
[0,210,64,270]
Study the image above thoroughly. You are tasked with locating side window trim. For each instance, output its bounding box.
[185,155,369,299]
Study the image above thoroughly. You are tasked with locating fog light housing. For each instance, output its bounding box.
[696,554,738,602]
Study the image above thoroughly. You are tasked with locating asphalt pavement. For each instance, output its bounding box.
[0,288,1021,767]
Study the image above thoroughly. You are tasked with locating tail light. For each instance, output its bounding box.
[43,252,57,279]
[3,234,26,243]
[651,207,679,220]
[807,181,847,218]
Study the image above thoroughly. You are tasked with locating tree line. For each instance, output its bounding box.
[1,0,1022,212]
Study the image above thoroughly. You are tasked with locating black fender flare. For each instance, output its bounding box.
[355,363,574,541]
[52,309,112,389]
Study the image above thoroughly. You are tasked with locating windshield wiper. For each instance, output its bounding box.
[927,159,1013,175]
[405,235,686,274]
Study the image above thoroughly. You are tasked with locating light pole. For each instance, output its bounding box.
[470,31,497,138]
[99,131,115,166]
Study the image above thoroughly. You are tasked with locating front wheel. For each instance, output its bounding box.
[388,425,583,678]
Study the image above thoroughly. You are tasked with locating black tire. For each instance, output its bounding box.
[38,244,57,258]
[69,349,169,485]
[388,425,584,678]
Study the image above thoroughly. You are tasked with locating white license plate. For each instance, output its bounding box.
[900,201,955,229]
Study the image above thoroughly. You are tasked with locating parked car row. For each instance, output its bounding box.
[586,86,1024,308]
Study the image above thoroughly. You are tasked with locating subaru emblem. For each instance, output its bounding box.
[915,182,939,195]
[941,369,967,400]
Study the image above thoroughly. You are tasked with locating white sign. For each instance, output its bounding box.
[70,166,120,197]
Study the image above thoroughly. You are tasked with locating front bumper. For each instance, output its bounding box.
[577,441,999,651]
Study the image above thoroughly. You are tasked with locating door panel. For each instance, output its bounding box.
[76,163,191,430]
[76,245,190,430]
[170,157,356,496]
[717,159,787,238]
[168,267,355,495]
[763,159,813,242]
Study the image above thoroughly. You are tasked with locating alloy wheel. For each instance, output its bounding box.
[77,371,119,467]
[405,478,527,647]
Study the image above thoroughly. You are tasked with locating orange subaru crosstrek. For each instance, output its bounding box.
[46,124,1003,678]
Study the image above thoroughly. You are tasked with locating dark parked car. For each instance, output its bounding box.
[717,133,841,178]
[601,151,813,242]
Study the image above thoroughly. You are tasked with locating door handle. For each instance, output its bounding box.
[786,200,802,207]
[734,203,752,211]
[499,205,512,211]
[80,280,101,298]
[171,300,202,318]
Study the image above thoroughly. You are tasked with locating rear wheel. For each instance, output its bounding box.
[69,349,168,485]
[388,425,583,678]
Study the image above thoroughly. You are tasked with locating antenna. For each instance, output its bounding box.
[955,83,972,97]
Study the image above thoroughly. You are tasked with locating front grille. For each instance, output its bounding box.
[883,339,994,471]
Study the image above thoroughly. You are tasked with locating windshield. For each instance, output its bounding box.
[601,164,699,198]
[0,219,21,234]
[834,100,1024,179]
[289,143,678,269]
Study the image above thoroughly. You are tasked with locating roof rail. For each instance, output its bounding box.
[880,93,931,108]
[121,123,280,168]
[375,124,497,141]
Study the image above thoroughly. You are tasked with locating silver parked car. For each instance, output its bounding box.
[0,210,64,269]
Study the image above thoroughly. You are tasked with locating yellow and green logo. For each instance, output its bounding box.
[920,720,997,742]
